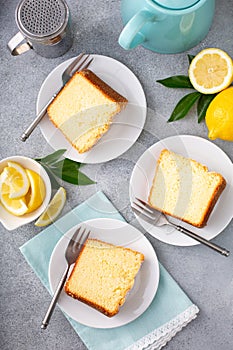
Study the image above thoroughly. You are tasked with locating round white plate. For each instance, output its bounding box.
[129,135,233,246]
[37,54,147,163]
[49,218,159,328]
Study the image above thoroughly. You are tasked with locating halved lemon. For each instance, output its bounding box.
[189,48,233,94]
[205,86,233,141]
[35,187,66,227]
[0,182,28,216]
[0,161,30,199]
[25,169,46,213]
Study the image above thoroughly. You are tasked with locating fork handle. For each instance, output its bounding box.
[174,224,230,257]
[41,264,70,330]
[20,92,58,142]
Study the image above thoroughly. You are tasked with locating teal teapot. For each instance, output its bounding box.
[118,0,215,53]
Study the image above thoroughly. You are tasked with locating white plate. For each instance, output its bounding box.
[37,54,147,163]
[129,135,233,246]
[49,218,159,328]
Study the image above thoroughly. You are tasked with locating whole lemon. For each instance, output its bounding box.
[205,87,233,141]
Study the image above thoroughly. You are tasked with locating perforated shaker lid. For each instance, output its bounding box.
[16,0,69,40]
[153,0,200,10]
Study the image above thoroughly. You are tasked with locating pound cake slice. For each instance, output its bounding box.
[148,149,226,228]
[47,69,128,153]
[65,239,144,317]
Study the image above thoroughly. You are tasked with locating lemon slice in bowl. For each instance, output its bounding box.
[25,169,46,213]
[35,187,66,227]
[189,48,233,94]
[0,183,28,216]
[0,161,30,199]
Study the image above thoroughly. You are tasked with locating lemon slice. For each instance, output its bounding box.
[0,183,28,216]
[35,187,66,227]
[189,48,233,94]
[0,161,30,199]
[25,169,46,213]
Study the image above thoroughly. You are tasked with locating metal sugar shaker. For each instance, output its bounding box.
[8,0,73,58]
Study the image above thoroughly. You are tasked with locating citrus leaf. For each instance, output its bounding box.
[35,151,94,186]
[51,158,83,170]
[157,75,193,89]
[61,171,95,185]
[52,166,95,185]
[39,164,60,190]
[168,92,201,122]
[197,94,216,123]
[188,54,195,64]
[37,149,66,165]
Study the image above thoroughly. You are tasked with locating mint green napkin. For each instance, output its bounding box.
[20,191,199,350]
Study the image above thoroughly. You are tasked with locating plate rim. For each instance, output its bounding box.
[129,134,233,247]
[48,217,160,328]
[37,54,147,164]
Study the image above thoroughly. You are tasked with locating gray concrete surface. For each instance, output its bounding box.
[0,0,233,349]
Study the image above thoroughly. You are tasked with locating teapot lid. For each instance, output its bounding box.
[153,0,200,10]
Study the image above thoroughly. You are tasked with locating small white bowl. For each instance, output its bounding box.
[0,156,52,230]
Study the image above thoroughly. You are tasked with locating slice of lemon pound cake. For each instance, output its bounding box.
[65,239,144,317]
[47,69,128,153]
[148,149,226,228]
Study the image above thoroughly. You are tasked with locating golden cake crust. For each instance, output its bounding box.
[47,69,128,153]
[148,149,226,228]
[78,69,128,105]
[65,239,144,317]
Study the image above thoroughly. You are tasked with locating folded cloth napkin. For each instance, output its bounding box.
[20,191,199,350]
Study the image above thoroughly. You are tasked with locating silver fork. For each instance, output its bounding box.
[21,53,93,142]
[132,198,230,257]
[41,226,90,329]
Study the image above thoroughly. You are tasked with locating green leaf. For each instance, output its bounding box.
[51,158,95,185]
[168,92,201,122]
[35,150,95,186]
[38,149,66,165]
[197,94,216,123]
[52,166,95,185]
[39,164,60,190]
[51,158,83,170]
[61,171,95,185]
[157,75,193,88]
[188,54,195,64]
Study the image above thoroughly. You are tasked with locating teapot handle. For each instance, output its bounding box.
[118,9,156,50]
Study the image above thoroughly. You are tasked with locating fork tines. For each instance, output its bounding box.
[77,56,94,72]
[70,54,93,75]
[132,198,156,220]
[71,227,91,245]
[67,52,85,73]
